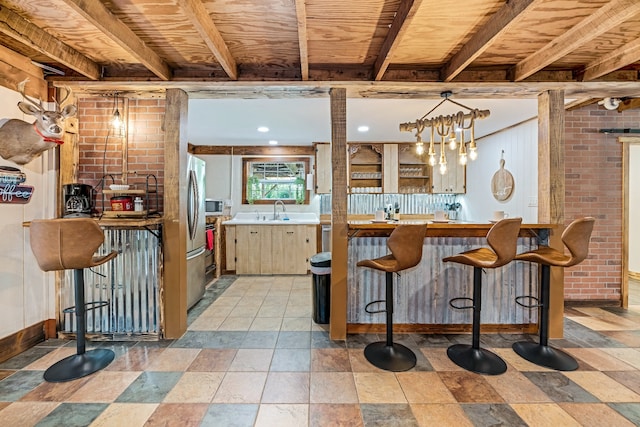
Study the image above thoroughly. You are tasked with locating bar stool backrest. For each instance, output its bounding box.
[387,224,428,271]
[485,217,523,268]
[561,217,596,267]
[30,218,107,271]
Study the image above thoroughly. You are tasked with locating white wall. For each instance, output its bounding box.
[0,85,56,339]
[629,143,640,273]
[462,119,538,223]
[200,154,320,216]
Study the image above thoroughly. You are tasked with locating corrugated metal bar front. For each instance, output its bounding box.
[60,226,161,338]
[348,236,538,325]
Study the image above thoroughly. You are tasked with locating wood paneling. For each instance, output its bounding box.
[0,321,46,364]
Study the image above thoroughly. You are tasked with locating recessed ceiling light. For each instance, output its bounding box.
[257,126,269,133]
[269,140,278,145]
[357,125,369,132]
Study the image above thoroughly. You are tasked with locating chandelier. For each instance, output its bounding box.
[399,91,490,174]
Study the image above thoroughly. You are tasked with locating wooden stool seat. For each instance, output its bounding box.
[443,217,522,375]
[357,224,427,371]
[30,218,117,382]
[513,217,595,371]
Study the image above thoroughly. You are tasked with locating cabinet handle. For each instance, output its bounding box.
[250,231,258,234]
[287,231,294,234]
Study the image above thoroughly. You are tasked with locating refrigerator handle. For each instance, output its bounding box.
[188,169,198,240]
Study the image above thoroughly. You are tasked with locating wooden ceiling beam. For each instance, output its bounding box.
[441,0,542,83]
[513,0,640,82]
[0,5,101,80]
[582,37,640,82]
[373,0,424,81]
[61,0,172,81]
[179,0,237,81]
[294,0,309,81]
[618,98,640,112]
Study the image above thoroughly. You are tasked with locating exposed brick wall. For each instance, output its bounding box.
[564,104,638,301]
[76,96,165,213]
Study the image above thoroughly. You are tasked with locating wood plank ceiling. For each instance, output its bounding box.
[1,0,640,100]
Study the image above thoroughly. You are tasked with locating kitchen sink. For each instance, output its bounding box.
[222,212,319,225]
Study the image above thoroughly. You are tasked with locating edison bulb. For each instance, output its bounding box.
[459,153,468,165]
[439,163,447,175]
[428,154,436,166]
[469,148,478,161]
[448,138,457,151]
[112,111,122,130]
[416,143,424,155]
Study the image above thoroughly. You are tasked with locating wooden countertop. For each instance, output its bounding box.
[348,220,556,238]
[23,217,163,228]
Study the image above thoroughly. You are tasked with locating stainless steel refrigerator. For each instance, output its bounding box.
[186,154,206,309]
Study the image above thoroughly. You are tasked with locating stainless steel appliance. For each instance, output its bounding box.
[187,154,206,309]
[63,183,93,217]
[205,199,223,215]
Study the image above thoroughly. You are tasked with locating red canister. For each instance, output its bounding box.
[110,196,133,211]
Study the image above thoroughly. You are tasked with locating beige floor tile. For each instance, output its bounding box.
[19,376,91,402]
[89,403,157,427]
[492,347,553,371]
[284,304,312,318]
[565,348,637,371]
[257,304,287,317]
[310,403,364,427]
[228,349,274,371]
[187,316,226,331]
[559,403,636,427]
[310,372,358,404]
[204,304,234,317]
[217,316,254,331]
[144,403,209,426]
[348,349,382,372]
[67,371,140,402]
[563,371,640,402]
[484,366,553,403]
[281,317,312,331]
[212,372,268,403]
[210,296,241,307]
[420,348,464,371]
[566,315,637,331]
[396,372,457,404]
[311,348,351,372]
[163,372,224,403]
[145,348,200,371]
[601,348,640,369]
[105,347,166,372]
[254,404,309,427]
[0,402,59,426]
[250,317,283,331]
[570,307,640,330]
[604,371,640,395]
[353,372,407,404]
[22,347,76,370]
[510,403,584,427]
[229,305,261,318]
[410,403,474,427]
[187,349,237,372]
[262,372,310,403]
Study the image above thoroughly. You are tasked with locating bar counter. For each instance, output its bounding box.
[346,220,554,334]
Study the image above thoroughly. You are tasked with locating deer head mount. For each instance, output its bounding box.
[0,80,76,165]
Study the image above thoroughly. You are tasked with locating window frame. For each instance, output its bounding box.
[241,156,310,205]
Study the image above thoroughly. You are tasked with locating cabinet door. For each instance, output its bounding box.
[431,147,466,194]
[314,143,332,194]
[383,144,398,193]
[236,225,263,274]
[225,225,236,271]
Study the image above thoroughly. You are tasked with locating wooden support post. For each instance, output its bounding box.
[538,90,565,338]
[329,88,348,341]
[163,88,189,338]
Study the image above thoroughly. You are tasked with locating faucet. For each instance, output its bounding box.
[254,209,260,220]
[273,200,286,220]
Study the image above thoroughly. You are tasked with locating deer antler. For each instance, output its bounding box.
[17,79,43,112]
[55,86,72,111]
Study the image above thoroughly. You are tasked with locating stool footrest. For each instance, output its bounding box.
[365,299,386,314]
[512,341,578,371]
[63,300,109,314]
[449,297,474,310]
[447,344,507,375]
[364,341,416,372]
[515,295,540,309]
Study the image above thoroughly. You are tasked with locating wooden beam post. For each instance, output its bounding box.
[538,90,565,338]
[163,88,189,338]
[329,88,347,340]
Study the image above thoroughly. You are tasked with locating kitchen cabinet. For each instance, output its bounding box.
[431,146,466,194]
[314,142,331,194]
[227,224,317,275]
[348,143,383,193]
[397,144,430,194]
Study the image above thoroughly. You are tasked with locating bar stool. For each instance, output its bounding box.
[443,217,522,375]
[29,218,118,382]
[357,223,427,371]
[513,217,595,371]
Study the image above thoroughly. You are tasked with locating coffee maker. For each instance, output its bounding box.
[63,183,94,217]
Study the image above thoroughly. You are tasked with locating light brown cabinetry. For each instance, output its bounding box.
[226,224,317,275]
[431,147,466,194]
[314,142,332,194]
[348,144,383,194]
[397,144,430,193]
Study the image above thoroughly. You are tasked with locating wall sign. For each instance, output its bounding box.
[0,166,33,204]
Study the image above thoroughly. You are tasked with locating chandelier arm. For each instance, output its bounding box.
[420,98,447,121]
[447,98,474,111]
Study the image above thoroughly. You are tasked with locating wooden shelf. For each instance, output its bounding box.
[102,210,149,218]
[103,189,146,195]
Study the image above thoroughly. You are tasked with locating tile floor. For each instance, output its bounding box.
[0,275,639,426]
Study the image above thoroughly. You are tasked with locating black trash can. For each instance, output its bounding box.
[310,252,331,324]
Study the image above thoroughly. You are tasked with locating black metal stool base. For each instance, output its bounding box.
[447,344,507,375]
[364,342,417,372]
[512,341,578,371]
[43,349,115,383]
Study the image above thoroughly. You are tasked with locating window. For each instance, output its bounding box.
[242,157,310,204]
